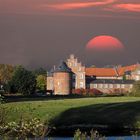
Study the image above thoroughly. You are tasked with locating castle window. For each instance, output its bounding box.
[80,82,84,88]
[109,84,113,88]
[121,84,125,88]
[117,84,121,88]
[130,84,133,88]
[136,76,140,81]
[80,73,84,79]
[93,84,97,88]
[98,84,103,88]
[58,82,60,86]
[104,84,108,88]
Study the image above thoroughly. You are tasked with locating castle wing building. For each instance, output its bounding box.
[47,54,140,95]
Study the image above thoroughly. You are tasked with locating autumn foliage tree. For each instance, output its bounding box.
[0,64,14,84]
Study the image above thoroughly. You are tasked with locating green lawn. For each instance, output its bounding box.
[1,96,140,130]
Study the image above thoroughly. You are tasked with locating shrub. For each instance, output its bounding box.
[0,94,5,104]
[72,88,103,96]
[0,106,8,125]
[87,89,103,96]
[130,81,140,96]
[0,118,51,139]
[72,88,86,95]
[73,129,105,140]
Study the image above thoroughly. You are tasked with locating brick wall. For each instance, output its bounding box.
[53,72,72,95]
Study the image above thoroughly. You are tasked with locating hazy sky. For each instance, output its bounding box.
[0,0,140,69]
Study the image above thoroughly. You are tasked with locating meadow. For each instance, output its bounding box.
[1,96,140,136]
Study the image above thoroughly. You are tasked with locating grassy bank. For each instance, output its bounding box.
[1,96,140,134]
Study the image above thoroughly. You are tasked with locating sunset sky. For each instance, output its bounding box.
[0,0,140,69]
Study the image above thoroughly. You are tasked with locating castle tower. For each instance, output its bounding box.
[53,61,72,95]
[67,54,86,89]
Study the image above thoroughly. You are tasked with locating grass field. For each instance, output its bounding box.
[1,96,140,131]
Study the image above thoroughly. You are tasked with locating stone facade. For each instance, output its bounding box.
[46,76,53,91]
[67,54,86,89]
[90,79,134,94]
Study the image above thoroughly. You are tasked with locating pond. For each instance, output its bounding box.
[46,136,140,140]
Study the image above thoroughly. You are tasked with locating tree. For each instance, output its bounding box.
[123,75,126,80]
[131,81,140,96]
[36,75,46,92]
[11,66,36,95]
[4,80,16,94]
[0,64,14,84]
[33,68,47,76]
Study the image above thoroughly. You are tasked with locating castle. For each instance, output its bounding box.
[47,54,140,95]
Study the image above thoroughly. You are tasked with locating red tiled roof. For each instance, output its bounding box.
[118,64,138,76]
[85,68,117,77]
[86,64,139,77]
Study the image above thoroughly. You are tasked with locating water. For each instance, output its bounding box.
[45,136,140,140]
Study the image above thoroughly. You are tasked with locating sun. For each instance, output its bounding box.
[86,35,124,51]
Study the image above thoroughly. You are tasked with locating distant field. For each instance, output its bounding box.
[1,96,140,131]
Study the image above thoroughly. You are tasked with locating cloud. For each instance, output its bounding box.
[114,3,140,12]
[43,0,115,10]
[36,0,140,20]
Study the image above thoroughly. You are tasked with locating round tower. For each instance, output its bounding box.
[53,61,72,95]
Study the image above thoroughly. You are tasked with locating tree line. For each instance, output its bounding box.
[0,64,140,96]
[0,64,47,95]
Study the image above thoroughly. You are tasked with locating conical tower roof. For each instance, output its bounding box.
[54,61,71,73]
[47,68,54,77]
